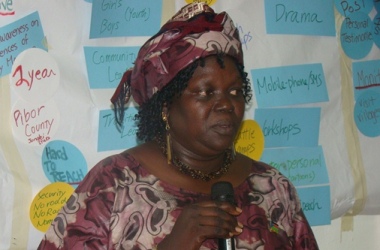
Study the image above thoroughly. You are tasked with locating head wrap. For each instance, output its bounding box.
[111,2,243,116]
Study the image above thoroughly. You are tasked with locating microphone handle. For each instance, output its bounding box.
[218,237,236,250]
[211,181,236,250]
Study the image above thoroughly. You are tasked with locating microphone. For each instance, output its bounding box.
[211,181,236,250]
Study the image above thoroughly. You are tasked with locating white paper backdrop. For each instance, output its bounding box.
[0,0,379,249]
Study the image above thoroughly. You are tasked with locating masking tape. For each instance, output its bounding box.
[0,76,32,248]
[335,10,367,232]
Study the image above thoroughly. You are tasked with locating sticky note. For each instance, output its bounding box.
[42,140,88,186]
[340,12,373,60]
[29,182,74,232]
[90,0,163,38]
[265,0,335,36]
[84,46,139,89]
[354,90,380,137]
[352,59,380,101]
[254,107,320,148]
[260,146,329,186]
[297,185,331,226]
[0,11,45,77]
[98,108,139,151]
[235,119,265,160]
[251,63,329,108]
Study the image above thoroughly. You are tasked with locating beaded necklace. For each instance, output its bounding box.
[157,138,234,182]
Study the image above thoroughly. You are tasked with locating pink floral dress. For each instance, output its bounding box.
[38,153,318,250]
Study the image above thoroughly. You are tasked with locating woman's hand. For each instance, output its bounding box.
[157,200,243,250]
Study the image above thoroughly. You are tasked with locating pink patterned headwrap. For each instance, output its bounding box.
[111,2,243,110]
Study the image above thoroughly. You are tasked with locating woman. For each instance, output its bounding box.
[38,3,318,250]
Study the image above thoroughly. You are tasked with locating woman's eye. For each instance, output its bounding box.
[230,89,242,96]
[199,90,211,96]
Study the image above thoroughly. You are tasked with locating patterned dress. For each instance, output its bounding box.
[38,153,318,250]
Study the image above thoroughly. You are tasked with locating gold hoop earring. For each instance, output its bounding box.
[162,112,172,164]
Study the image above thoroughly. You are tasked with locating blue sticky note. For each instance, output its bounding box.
[340,12,373,60]
[265,0,335,36]
[260,146,329,186]
[0,11,45,77]
[297,185,331,226]
[254,107,320,148]
[354,90,380,137]
[98,108,139,152]
[334,0,373,17]
[84,46,140,89]
[90,0,162,38]
[352,59,380,101]
[374,13,380,49]
[251,64,329,108]
[42,140,88,186]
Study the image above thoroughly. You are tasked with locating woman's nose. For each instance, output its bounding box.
[213,93,235,113]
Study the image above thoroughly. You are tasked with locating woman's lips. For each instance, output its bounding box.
[212,121,235,135]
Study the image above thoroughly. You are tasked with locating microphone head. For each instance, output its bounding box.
[211,181,235,204]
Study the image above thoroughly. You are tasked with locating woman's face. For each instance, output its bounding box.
[168,55,246,156]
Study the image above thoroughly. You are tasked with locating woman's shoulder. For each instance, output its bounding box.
[89,151,141,175]
[75,151,143,192]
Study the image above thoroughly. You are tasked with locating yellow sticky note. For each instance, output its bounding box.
[185,0,218,6]
[234,119,265,160]
[29,182,74,232]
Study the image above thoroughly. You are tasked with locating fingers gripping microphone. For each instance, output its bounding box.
[211,181,236,250]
